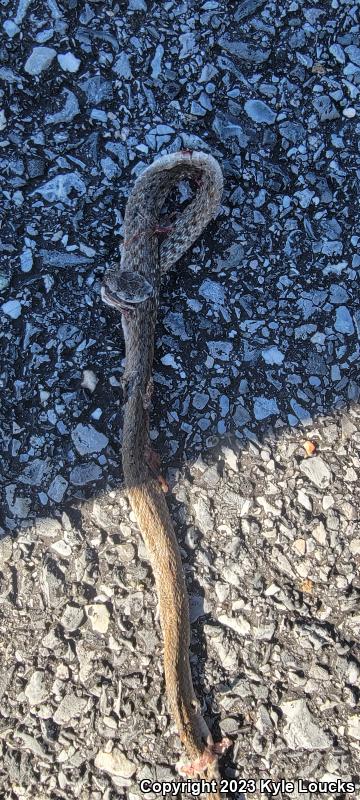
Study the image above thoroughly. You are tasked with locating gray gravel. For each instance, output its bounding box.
[1,0,360,798]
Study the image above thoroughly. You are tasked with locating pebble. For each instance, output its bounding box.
[192,496,213,533]
[290,400,311,425]
[219,613,251,637]
[40,249,92,267]
[86,603,110,634]
[61,603,85,631]
[192,392,209,410]
[32,173,86,205]
[25,671,48,706]
[281,699,332,750]
[213,113,249,148]
[233,404,251,427]
[69,464,102,485]
[297,490,312,512]
[24,47,57,76]
[313,95,339,122]
[113,52,132,78]
[94,748,136,778]
[50,540,71,558]
[35,517,63,538]
[179,32,196,59]
[20,249,33,272]
[334,306,354,335]
[4,19,19,37]
[45,89,80,124]
[253,396,279,420]
[80,76,113,103]
[222,446,238,472]
[163,311,189,340]
[293,538,306,556]
[71,424,108,455]
[18,458,49,486]
[207,341,233,360]
[345,45,360,67]
[81,370,99,392]
[329,43,345,64]
[53,693,87,725]
[235,0,267,21]
[220,38,270,63]
[279,121,305,144]
[115,542,136,563]
[349,539,360,556]
[151,44,164,79]
[57,52,81,73]
[343,107,356,119]
[244,99,276,124]
[329,284,349,304]
[146,124,175,150]
[348,715,360,740]
[300,457,331,489]
[199,279,226,305]
[261,346,284,365]
[161,353,178,368]
[1,299,22,319]
[191,101,207,117]
[48,475,68,503]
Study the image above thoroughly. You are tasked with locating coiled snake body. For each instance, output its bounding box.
[102,152,227,794]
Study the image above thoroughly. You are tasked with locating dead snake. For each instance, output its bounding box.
[101,151,228,795]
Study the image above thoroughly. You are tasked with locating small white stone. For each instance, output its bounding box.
[53,693,87,725]
[25,671,48,706]
[297,489,312,511]
[329,43,345,63]
[161,353,178,368]
[86,603,110,634]
[300,456,331,489]
[281,699,331,750]
[265,583,281,596]
[253,395,279,420]
[312,521,327,546]
[81,369,98,393]
[222,446,238,472]
[219,613,251,637]
[334,305,354,335]
[348,714,360,740]
[293,538,306,556]
[261,346,285,365]
[342,107,356,118]
[0,109,6,130]
[349,539,360,556]
[1,299,22,319]
[20,248,33,272]
[51,540,72,558]
[57,52,81,73]
[322,494,334,510]
[4,19,19,37]
[94,748,136,778]
[71,423,108,455]
[24,46,57,76]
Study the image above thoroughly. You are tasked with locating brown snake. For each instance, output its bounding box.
[102,151,228,796]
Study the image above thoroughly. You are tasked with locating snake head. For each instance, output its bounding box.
[102,268,154,313]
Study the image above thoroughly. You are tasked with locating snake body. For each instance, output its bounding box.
[102,152,225,792]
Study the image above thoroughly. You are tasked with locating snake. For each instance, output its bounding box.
[101,151,228,796]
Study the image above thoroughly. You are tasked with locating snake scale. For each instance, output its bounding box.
[102,151,228,795]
